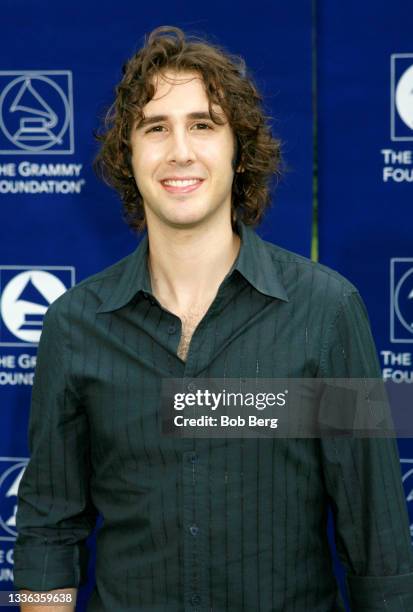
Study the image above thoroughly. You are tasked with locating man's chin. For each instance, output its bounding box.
[156,208,212,230]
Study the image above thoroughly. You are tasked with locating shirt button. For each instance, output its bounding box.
[187,382,196,392]
[190,594,201,605]
[168,324,176,334]
[189,524,199,536]
[187,453,198,464]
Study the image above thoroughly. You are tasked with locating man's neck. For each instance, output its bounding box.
[147,218,241,316]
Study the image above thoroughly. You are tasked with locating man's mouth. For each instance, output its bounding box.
[160,178,204,193]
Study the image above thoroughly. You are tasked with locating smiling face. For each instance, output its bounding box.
[130,70,236,232]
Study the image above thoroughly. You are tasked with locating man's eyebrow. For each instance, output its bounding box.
[137,111,214,129]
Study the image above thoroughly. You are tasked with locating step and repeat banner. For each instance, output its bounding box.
[317,0,413,556]
[0,1,313,608]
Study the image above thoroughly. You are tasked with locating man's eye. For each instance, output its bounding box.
[146,125,165,133]
[192,123,212,130]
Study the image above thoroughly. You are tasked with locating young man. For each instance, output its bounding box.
[14,26,413,611]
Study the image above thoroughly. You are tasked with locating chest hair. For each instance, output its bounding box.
[177,306,208,361]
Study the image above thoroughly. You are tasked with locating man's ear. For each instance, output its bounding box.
[232,138,245,173]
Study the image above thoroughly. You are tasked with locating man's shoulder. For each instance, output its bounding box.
[262,238,359,301]
[76,252,133,290]
[47,250,136,318]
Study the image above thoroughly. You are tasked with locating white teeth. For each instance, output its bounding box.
[163,179,200,187]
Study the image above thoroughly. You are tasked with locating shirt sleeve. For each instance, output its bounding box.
[13,302,97,591]
[319,290,413,611]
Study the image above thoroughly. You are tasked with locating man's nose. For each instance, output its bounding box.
[167,128,195,165]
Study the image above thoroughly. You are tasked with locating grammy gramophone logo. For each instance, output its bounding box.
[0,71,74,154]
[0,266,75,346]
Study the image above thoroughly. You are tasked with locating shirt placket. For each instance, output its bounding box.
[151,286,229,610]
[182,445,210,612]
[179,302,224,612]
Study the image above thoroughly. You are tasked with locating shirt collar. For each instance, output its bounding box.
[97,234,151,313]
[232,222,289,302]
[97,221,288,314]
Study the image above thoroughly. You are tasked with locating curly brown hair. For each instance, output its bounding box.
[94,25,282,232]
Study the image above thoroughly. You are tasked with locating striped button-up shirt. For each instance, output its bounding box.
[14,222,413,611]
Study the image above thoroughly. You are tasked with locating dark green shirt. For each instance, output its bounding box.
[14,223,413,611]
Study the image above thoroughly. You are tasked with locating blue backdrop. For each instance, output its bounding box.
[317,0,413,569]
